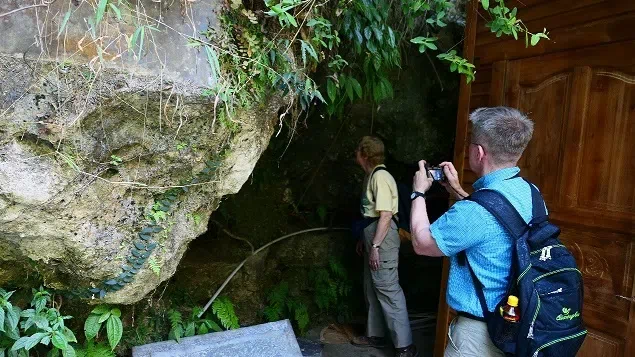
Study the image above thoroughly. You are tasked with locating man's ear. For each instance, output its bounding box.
[477,145,486,162]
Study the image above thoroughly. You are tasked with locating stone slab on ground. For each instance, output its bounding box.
[132,320,302,357]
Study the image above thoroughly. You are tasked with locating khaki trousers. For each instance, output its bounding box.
[444,317,505,357]
[363,221,413,348]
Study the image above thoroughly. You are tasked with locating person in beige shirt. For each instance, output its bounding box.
[351,136,418,357]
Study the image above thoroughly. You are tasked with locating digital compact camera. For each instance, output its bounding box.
[428,167,445,181]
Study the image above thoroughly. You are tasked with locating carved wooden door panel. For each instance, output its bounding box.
[500,41,635,356]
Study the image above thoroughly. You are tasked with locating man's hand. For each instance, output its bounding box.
[356,240,364,256]
[413,160,434,193]
[439,162,468,199]
[369,247,380,271]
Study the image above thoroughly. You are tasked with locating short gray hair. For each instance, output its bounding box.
[469,107,534,165]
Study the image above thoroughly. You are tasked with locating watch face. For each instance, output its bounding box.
[410,192,416,199]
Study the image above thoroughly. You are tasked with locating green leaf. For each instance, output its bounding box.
[326,79,336,103]
[98,312,111,324]
[184,322,196,337]
[314,89,326,104]
[95,0,108,25]
[198,323,208,335]
[58,10,72,38]
[6,306,19,331]
[129,26,142,51]
[62,346,76,357]
[84,314,102,340]
[364,27,372,40]
[387,27,396,48]
[11,333,44,351]
[344,78,353,101]
[109,4,122,21]
[530,34,540,46]
[138,26,145,56]
[33,314,49,329]
[286,13,297,27]
[10,337,29,351]
[410,37,426,44]
[0,308,4,332]
[26,332,47,350]
[52,331,69,351]
[169,325,183,343]
[138,233,152,241]
[212,297,239,330]
[62,327,77,343]
[482,0,489,10]
[34,297,47,313]
[350,77,362,99]
[110,308,121,318]
[106,315,123,350]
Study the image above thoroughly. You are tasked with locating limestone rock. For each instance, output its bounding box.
[0,1,286,303]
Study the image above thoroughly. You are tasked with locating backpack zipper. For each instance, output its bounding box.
[545,287,563,295]
[527,292,541,339]
[532,268,581,283]
[531,330,588,357]
[530,244,566,255]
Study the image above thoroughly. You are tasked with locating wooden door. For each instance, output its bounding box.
[434,1,635,356]
[502,42,635,356]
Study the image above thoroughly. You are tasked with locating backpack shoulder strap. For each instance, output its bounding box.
[368,166,399,225]
[371,166,387,176]
[461,189,527,317]
[523,178,548,224]
[467,189,528,239]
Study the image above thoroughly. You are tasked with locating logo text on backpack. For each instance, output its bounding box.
[539,246,553,261]
[556,307,580,321]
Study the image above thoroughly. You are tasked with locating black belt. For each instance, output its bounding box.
[457,311,486,322]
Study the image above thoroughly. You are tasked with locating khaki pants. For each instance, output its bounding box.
[444,317,505,357]
[363,221,412,348]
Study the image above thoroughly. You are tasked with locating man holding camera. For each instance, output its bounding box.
[409,107,535,356]
[351,136,418,357]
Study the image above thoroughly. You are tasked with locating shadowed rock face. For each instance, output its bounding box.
[0,1,285,303]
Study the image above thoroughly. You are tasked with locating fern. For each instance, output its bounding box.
[263,282,311,335]
[311,258,352,320]
[293,303,309,334]
[263,305,281,322]
[212,297,239,330]
[75,340,115,357]
[328,258,347,280]
[148,256,161,277]
[167,310,184,342]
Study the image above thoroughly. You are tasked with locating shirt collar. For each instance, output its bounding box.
[473,167,520,190]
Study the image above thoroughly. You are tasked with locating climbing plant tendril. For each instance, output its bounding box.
[88,153,226,299]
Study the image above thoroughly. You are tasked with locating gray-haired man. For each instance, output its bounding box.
[409,107,536,356]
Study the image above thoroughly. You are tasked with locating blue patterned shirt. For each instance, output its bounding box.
[430,167,538,317]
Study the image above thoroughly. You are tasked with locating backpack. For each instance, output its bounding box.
[462,178,587,356]
[371,167,412,241]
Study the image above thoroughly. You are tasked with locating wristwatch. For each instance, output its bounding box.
[410,191,426,201]
[371,243,380,249]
